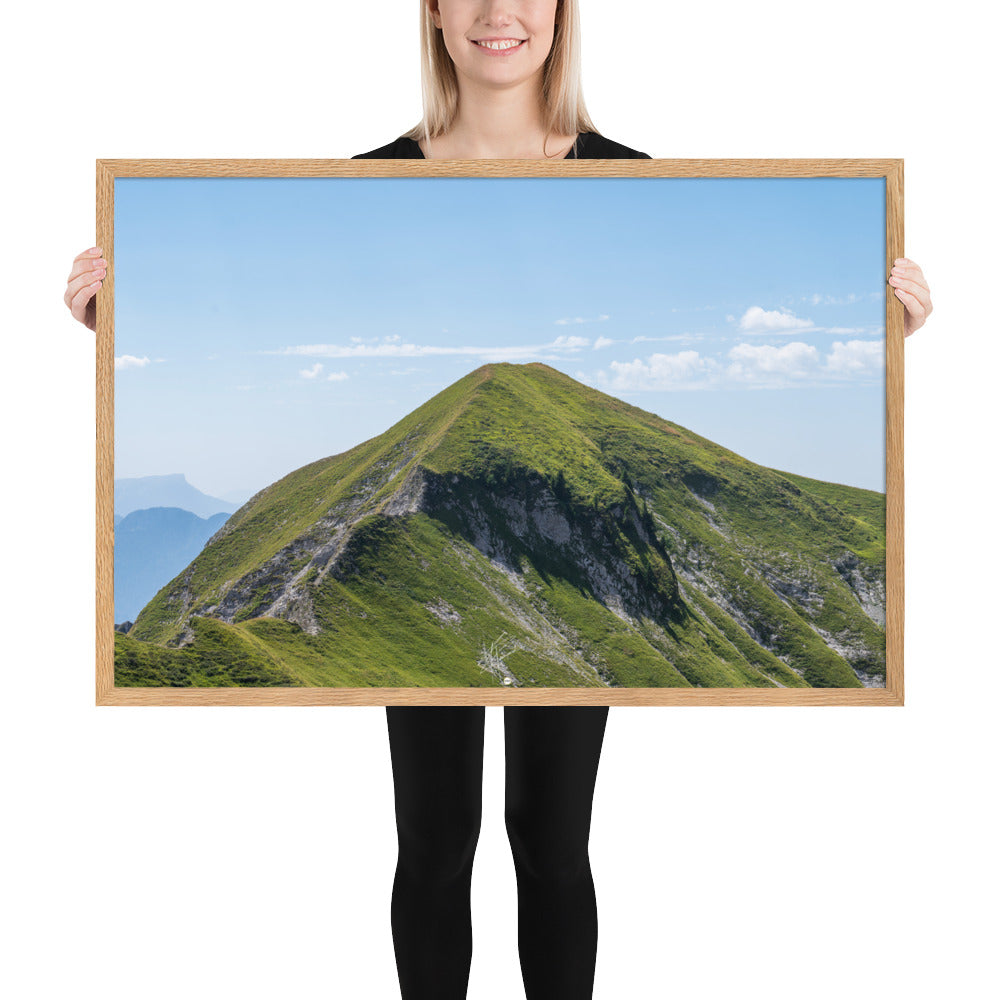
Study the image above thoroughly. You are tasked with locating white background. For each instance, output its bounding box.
[3,1,996,997]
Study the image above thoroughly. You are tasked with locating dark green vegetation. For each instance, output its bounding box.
[118,363,886,688]
[115,618,301,687]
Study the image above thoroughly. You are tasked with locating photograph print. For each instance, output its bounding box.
[104,161,896,699]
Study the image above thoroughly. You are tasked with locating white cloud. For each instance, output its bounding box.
[823,339,884,377]
[552,334,589,350]
[593,336,615,349]
[326,371,349,382]
[725,342,819,382]
[593,351,718,391]
[300,362,324,379]
[585,337,885,392]
[115,354,151,370]
[266,336,594,362]
[738,306,816,335]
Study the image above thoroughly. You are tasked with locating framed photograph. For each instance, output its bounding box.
[96,157,903,706]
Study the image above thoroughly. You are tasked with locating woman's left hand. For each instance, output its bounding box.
[888,258,933,337]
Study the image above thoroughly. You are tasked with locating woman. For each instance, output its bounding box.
[64,2,933,998]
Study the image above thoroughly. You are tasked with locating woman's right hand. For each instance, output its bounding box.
[64,247,107,331]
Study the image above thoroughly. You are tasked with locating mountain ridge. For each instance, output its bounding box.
[118,363,886,689]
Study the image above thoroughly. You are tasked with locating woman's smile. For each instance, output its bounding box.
[470,37,527,55]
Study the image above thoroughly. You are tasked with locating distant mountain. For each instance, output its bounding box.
[116,363,886,689]
[114,473,238,519]
[114,507,230,623]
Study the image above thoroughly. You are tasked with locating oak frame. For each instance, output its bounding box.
[96,157,904,707]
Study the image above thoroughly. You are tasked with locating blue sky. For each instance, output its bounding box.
[115,175,886,501]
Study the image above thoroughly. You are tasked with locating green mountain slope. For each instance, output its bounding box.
[118,363,886,688]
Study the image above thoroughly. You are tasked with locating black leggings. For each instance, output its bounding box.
[385,705,610,1000]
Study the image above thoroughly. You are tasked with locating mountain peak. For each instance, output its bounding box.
[462,361,583,390]
[469,361,562,375]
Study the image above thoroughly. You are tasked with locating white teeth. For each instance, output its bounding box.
[476,39,523,50]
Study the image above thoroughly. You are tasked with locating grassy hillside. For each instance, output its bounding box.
[119,363,886,688]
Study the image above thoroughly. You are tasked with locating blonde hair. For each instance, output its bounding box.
[402,0,600,156]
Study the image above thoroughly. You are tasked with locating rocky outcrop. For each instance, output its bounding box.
[423,468,682,628]
[166,438,424,642]
[833,550,887,627]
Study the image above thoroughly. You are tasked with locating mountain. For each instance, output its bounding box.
[115,507,231,623]
[115,363,886,689]
[114,473,238,519]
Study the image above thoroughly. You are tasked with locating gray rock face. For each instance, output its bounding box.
[833,550,887,627]
[423,469,680,628]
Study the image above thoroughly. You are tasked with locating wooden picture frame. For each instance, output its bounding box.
[96,157,903,706]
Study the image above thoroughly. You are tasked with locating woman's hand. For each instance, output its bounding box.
[889,258,932,338]
[64,246,107,331]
